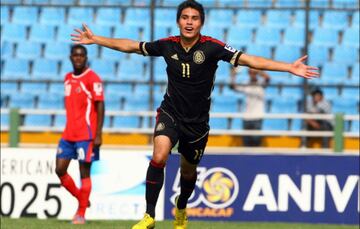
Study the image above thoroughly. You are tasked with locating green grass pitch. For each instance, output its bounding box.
[1,217,358,229]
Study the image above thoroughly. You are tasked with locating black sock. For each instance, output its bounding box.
[177,175,197,210]
[145,160,165,218]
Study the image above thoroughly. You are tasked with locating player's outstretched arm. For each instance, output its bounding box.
[238,54,319,79]
[71,24,141,54]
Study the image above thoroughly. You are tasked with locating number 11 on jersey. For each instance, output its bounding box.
[181,63,190,78]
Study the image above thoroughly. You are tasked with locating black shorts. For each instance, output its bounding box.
[154,108,209,165]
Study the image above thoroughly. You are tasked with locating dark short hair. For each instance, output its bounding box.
[311,88,323,96]
[71,44,87,56]
[177,0,205,25]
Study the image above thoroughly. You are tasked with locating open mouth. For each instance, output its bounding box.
[185,27,194,32]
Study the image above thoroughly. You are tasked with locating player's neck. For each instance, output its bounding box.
[180,34,200,52]
[73,67,87,76]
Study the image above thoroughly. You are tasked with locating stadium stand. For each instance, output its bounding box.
[0,0,358,149]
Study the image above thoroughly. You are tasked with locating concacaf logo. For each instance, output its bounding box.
[171,167,239,209]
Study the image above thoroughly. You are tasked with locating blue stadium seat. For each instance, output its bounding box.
[54,114,66,127]
[320,63,348,84]
[60,60,73,76]
[215,62,231,83]
[350,63,359,84]
[57,25,77,43]
[12,6,38,25]
[332,98,358,114]
[2,24,27,42]
[212,95,239,113]
[342,28,359,47]
[275,0,304,7]
[218,0,244,6]
[133,0,151,6]
[48,82,64,94]
[29,24,56,43]
[2,59,30,80]
[44,42,71,60]
[270,97,298,113]
[210,117,229,130]
[68,8,94,26]
[148,26,170,40]
[231,118,243,130]
[308,45,329,66]
[16,41,42,60]
[227,27,253,48]
[352,11,359,28]
[124,96,149,111]
[1,6,9,24]
[310,0,329,8]
[283,27,305,47]
[263,119,288,130]
[265,10,292,29]
[311,28,339,47]
[333,0,359,8]
[85,44,99,59]
[90,59,116,81]
[162,0,216,6]
[281,87,303,101]
[321,87,339,100]
[105,0,131,5]
[134,84,150,97]
[113,116,140,128]
[351,120,359,133]
[245,45,272,59]
[24,0,51,4]
[274,45,301,62]
[153,58,167,83]
[247,0,272,7]
[32,59,59,80]
[208,9,234,28]
[50,0,76,5]
[95,8,121,26]
[322,11,349,29]
[342,87,360,101]
[89,25,112,38]
[39,7,65,25]
[267,71,296,85]
[37,93,63,109]
[79,0,104,5]
[118,59,147,82]
[235,10,262,29]
[0,113,9,128]
[291,119,303,131]
[21,82,47,95]
[332,45,359,65]
[124,9,150,27]
[114,25,140,40]
[1,41,14,59]
[100,47,125,61]
[202,26,226,41]
[255,27,281,46]
[293,11,320,29]
[155,8,177,27]
[105,96,122,111]
[8,93,35,109]
[1,82,18,95]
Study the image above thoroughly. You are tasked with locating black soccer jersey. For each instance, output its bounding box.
[140,35,242,123]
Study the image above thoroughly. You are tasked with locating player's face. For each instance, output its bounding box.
[177,7,203,40]
[70,48,87,71]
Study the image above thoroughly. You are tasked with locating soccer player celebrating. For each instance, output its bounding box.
[55,45,105,224]
[72,1,318,228]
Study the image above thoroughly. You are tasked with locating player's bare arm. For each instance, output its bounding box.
[94,101,105,147]
[71,24,141,54]
[238,53,319,79]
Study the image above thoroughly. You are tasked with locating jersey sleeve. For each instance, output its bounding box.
[213,42,242,67]
[139,40,164,57]
[89,72,104,101]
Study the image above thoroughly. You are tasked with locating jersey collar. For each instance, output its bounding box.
[71,68,91,79]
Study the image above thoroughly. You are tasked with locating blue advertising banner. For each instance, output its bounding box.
[164,154,359,225]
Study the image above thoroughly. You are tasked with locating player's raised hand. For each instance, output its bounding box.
[290,55,319,79]
[71,23,95,45]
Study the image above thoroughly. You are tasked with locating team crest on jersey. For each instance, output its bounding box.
[224,44,236,53]
[193,50,205,64]
[94,82,103,96]
[156,122,165,132]
[76,87,82,93]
